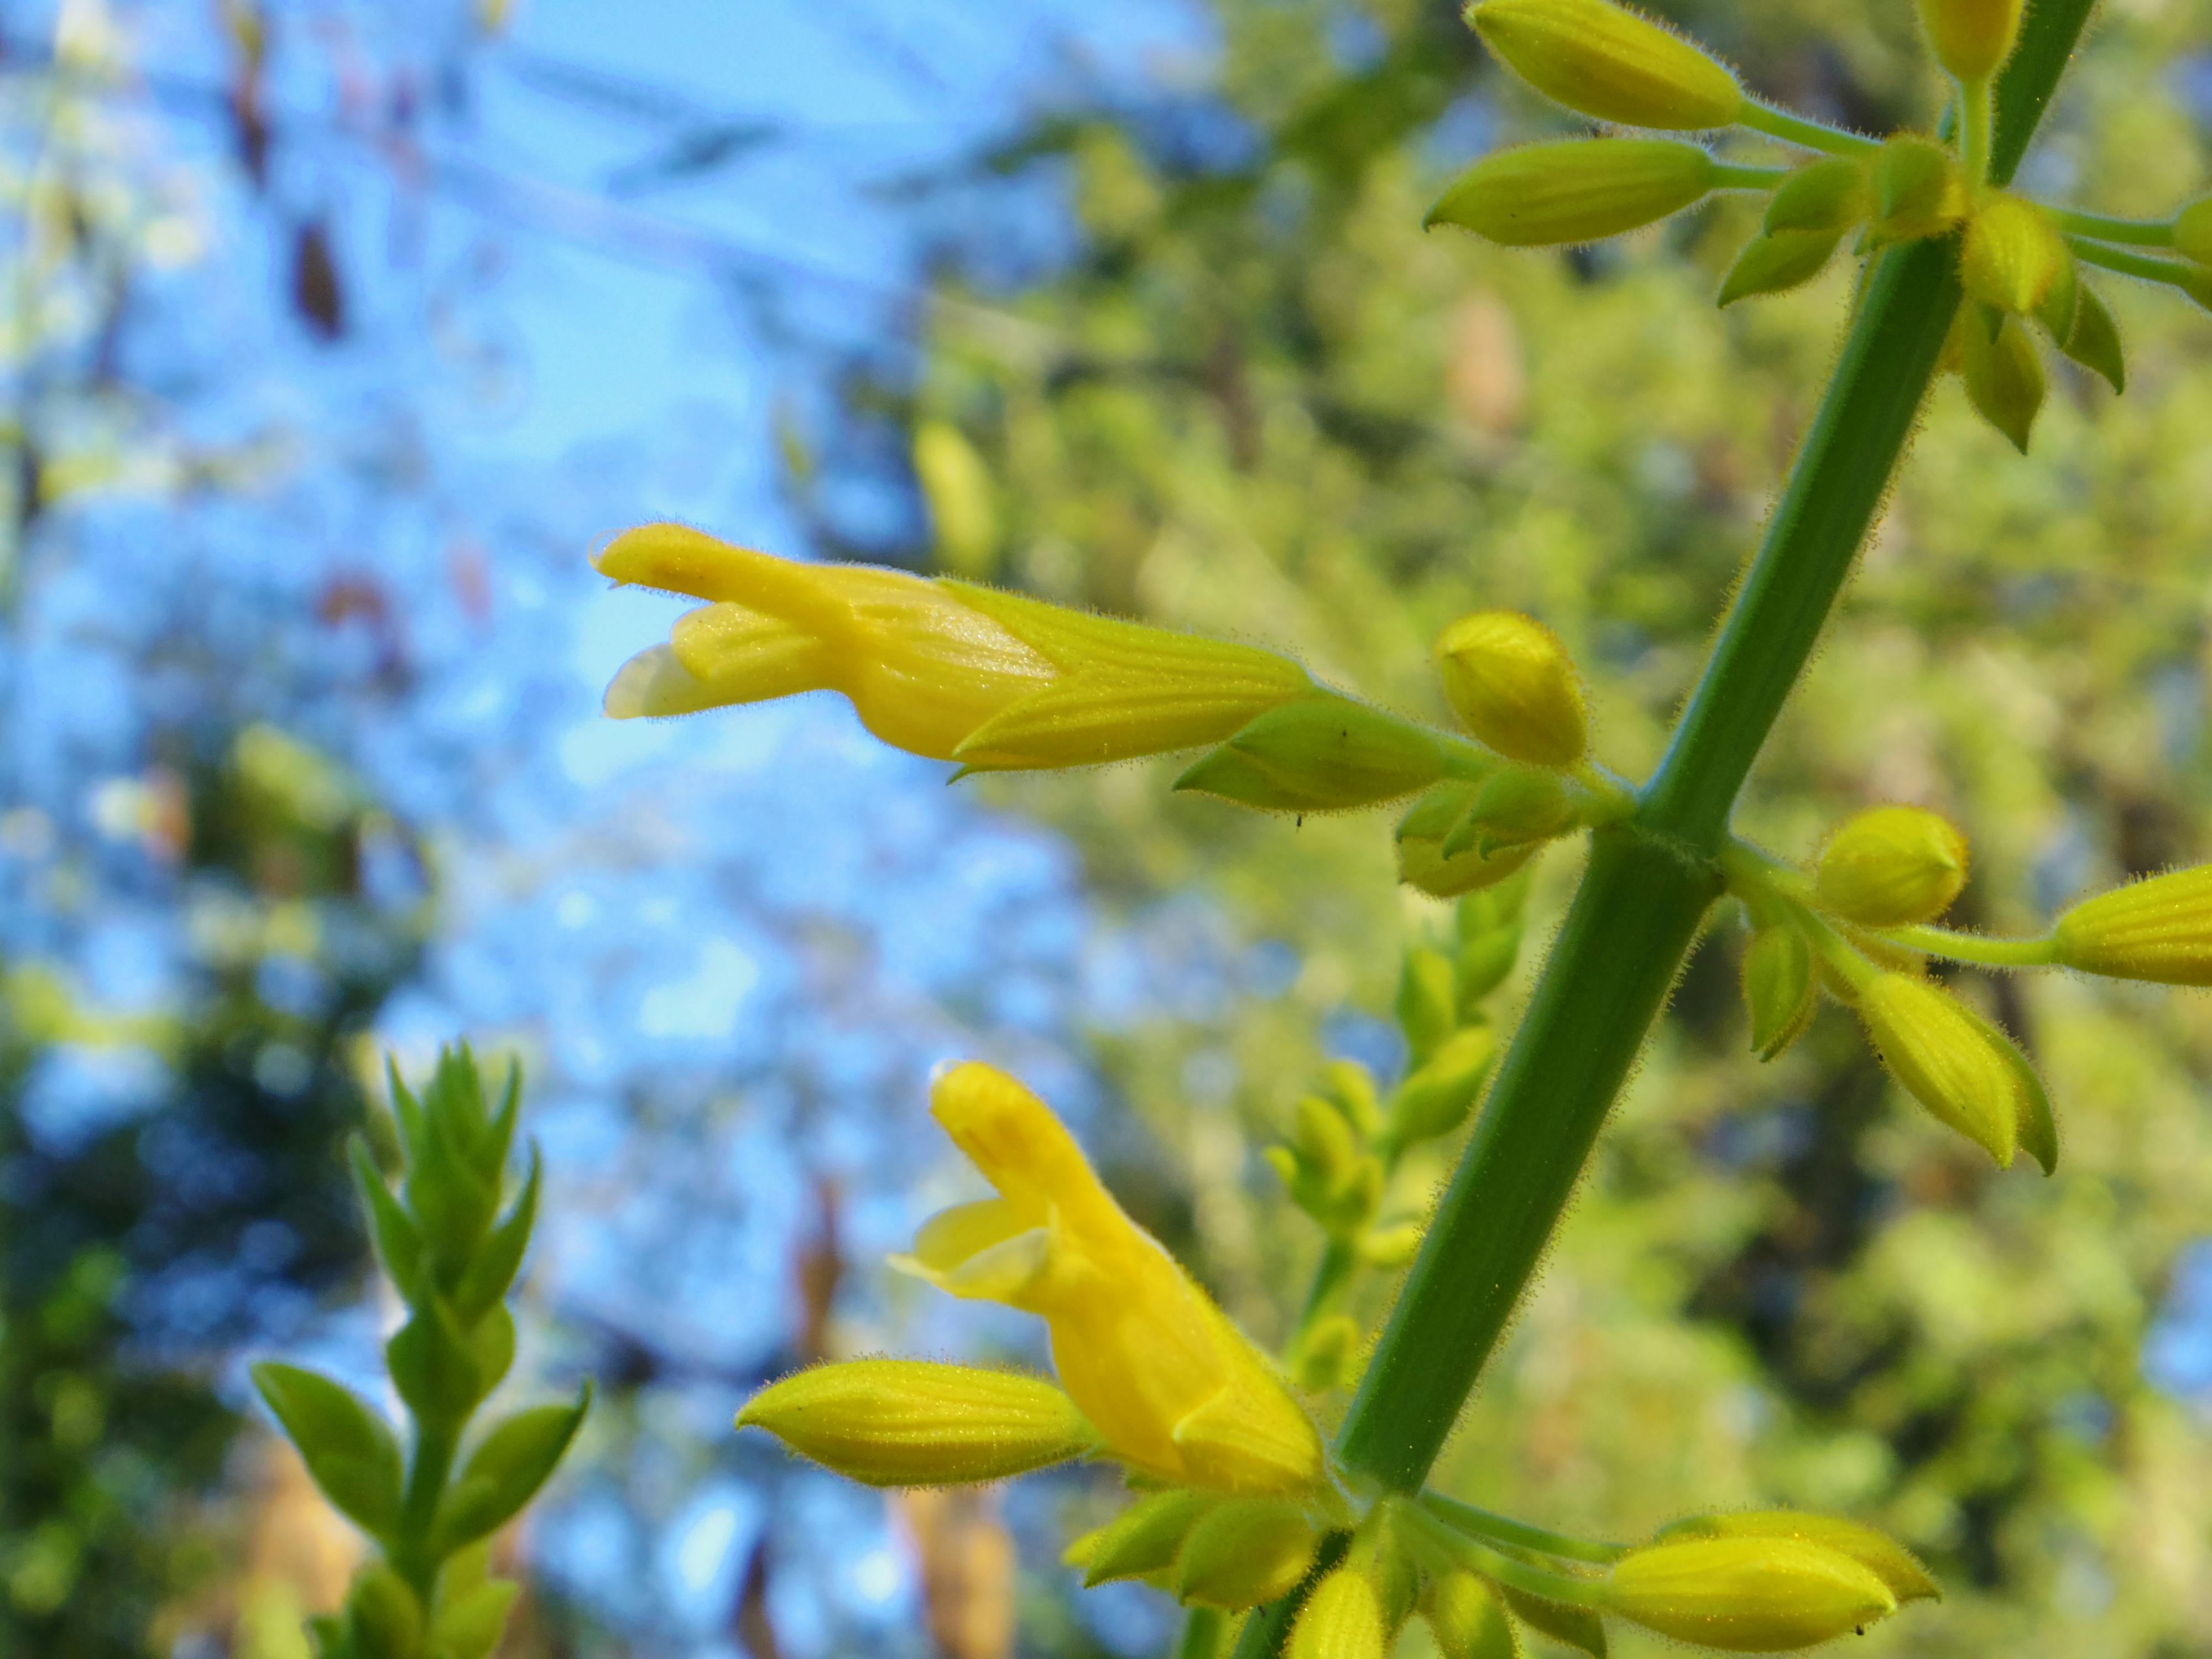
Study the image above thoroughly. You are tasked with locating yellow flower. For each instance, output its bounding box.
[596,523,1313,769]
[896,1062,1326,1497]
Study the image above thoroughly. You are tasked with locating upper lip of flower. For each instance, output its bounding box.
[894,1061,1325,1496]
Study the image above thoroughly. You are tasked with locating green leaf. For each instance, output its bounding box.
[251,1361,404,1540]
[386,1297,483,1427]
[1501,1587,1607,1658]
[476,1061,522,1186]
[452,1149,540,1323]
[405,1092,499,1276]
[348,1567,424,1659]
[351,1135,425,1305]
[470,1305,518,1399]
[431,1384,593,1554]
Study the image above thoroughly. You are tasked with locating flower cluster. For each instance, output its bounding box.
[735,1063,1938,1653]
[1428,0,2212,452]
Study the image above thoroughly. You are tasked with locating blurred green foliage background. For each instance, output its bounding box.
[10,0,2212,1653]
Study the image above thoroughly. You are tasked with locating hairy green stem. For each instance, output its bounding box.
[2050,206,2175,247]
[1419,1493,1629,1565]
[1713,163,1790,191]
[1881,923,2060,967]
[2068,236,2199,290]
[1233,5,2095,1654]
[1738,100,1879,156]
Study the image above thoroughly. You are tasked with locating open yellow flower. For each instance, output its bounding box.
[896,1062,1326,1497]
[596,523,1314,770]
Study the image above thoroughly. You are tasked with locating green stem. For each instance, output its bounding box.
[2068,236,2202,291]
[1958,75,1994,183]
[1879,923,2060,967]
[1177,1608,1225,1659]
[1418,1493,1629,1565]
[1230,2,2096,1652]
[1294,1238,1359,1342]
[1738,100,1880,157]
[394,1418,458,1599]
[1713,163,1790,191]
[1399,1504,1611,1606]
[2049,206,2174,247]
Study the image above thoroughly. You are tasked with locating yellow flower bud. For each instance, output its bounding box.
[1655,1512,1939,1605]
[1424,1572,1516,1659]
[1434,611,1589,766]
[2054,864,2212,985]
[1290,1567,1387,1659]
[596,524,1313,769]
[1764,156,1872,236]
[1868,136,1968,247]
[1718,229,1842,307]
[1067,1489,1221,1587]
[1606,1536,1898,1651]
[1392,1025,1499,1144]
[895,1063,1326,1495]
[1813,805,1969,927]
[1742,924,1816,1060]
[1427,140,1718,249]
[1960,197,2068,316]
[735,1359,1095,1487]
[1175,1501,1322,1609]
[1468,0,1744,131]
[1947,998,2060,1175]
[1173,693,1448,812]
[1397,781,1539,899]
[2175,197,2212,265]
[1854,973,2019,1165]
[1916,0,2024,85]
[1961,309,2045,454]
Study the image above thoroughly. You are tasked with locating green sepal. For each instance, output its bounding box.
[1069,1488,1222,1586]
[453,1147,540,1323]
[1397,781,1538,899]
[1741,924,1817,1061]
[351,1135,425,1306]
[1961,306,2044,453]
[1763,156,1870,235]
[1443,769,1575,857]
[1501,1585,1607,1658]
[387,1296,483,1427]
[251,1361,405,1541]
[1173,694,1447,813]
[1718,229,1841,307]
[1951,999,2059,1175]
[431,1383,593,1555]
[2053,280,2124,393]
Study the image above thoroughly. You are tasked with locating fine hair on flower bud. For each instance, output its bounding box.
[1961,197,2068,317]
[1427,140,1718,251]
[1433,609,1589,766]
[1869,136,1968,246]
[1916,0,2025,85]
[1656,1511,1939,1605]
[735,1359,1097,1487]
[2054,863,2212,984]
[1813,804,1969,927]
[1854,973,2020,1165]
[1606,1535,1900,1651]
[1467,0,1744,131]
[1290,1565,1387,1659]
